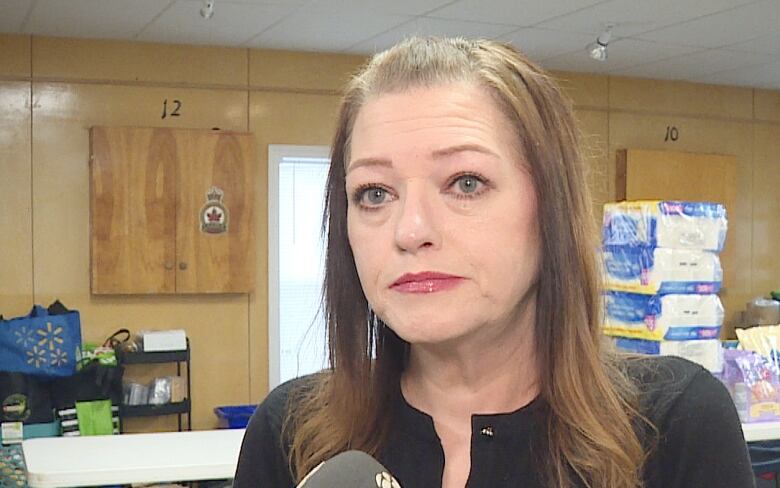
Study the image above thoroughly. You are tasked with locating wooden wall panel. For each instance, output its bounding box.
[33,83,247,300]
[32,82,249,430]
[609,113,753,330]
[249,49,365,92]
[33,37,247,87]
[552,71,609,109]
[0,35,31,79]
[752,124,780,297]
[755,89,780,123]
[247,90,341,400]
[0,82,33,317]
[83,294,249,431]
[610,76,753,120]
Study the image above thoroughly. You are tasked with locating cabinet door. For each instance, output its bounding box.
[175,130,256,293]
[90,127,177,294]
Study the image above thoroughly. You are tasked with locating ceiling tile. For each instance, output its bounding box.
[137,0,296,46]
[347,17,518,55]
[304,0,456,16]
[246,9,411,52]
[23,0,169,39]
[541,52,612,75]
[636,0,780,48]
[601,39,701,70]
[704,60,780,89]
[541,38,700,73]
[727,32,780,55]
[1,0,779,89]
[426,0,605,27]
[219,0,308,3]
[614,48,779,81]
[538,0,756,37]
[0,0,34,33]
[498,27,594,61]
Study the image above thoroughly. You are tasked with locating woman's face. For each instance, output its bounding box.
[345,82,541,346]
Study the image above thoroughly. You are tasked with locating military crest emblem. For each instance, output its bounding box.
[200,186,229,234]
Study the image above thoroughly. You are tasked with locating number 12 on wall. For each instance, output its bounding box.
[162,99,182,119]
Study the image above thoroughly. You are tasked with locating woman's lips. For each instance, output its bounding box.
[390,272,465,294]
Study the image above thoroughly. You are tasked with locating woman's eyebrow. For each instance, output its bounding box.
[346,157,392,174]
[347,144,497,174]
[431,143,499,160]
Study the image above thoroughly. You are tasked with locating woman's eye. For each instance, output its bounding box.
[450,174,490,198]
[456,175,482,194]
[352,185,393,209]
[364,187,387,205]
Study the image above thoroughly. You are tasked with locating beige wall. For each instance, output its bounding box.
[1,34,779,429]
[0,33,362,431]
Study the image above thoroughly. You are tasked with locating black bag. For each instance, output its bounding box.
[50,361,124,409]
[0,372,54,424]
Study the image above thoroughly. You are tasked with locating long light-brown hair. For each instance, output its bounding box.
[284,37,650,488]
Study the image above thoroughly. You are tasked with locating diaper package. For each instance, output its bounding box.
[602,246,722,295]
[603,291,723,341]
[613,337,723,373]
[602,200,727,251]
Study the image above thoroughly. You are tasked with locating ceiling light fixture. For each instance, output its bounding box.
[586,24,613,62]
[200,0,215,19]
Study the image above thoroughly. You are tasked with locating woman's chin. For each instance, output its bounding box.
[387,320,472,348]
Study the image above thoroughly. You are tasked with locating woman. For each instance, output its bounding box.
[234,37,754,488]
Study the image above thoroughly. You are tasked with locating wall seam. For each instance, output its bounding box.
[0,75,33,83]
[22,76,342,96]
[245,46,254,403]
[750,89,756,299]
[605,107,759,126]
[29,34,35,305]
[246,48,251,132]
[247,293,252,402]
[606,75,612,201]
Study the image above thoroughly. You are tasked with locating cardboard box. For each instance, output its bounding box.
[142,330,187,352]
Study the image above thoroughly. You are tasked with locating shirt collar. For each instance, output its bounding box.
[393,388,545,444]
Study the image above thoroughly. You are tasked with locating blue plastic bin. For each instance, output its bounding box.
[214,404,258,429]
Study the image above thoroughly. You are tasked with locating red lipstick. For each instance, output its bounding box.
[390,272,464,294]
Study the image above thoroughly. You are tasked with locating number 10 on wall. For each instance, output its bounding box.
[664,125,679,142]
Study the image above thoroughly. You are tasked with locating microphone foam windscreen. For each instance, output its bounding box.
[297,450,402,488]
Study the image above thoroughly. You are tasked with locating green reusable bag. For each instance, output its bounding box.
[75,400,113,436]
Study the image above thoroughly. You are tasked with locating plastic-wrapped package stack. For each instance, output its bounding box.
[601,200,728,373]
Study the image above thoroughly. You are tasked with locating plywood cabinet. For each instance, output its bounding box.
[90,127,256,294]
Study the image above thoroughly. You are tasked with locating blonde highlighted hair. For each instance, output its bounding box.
[284,37,652,488]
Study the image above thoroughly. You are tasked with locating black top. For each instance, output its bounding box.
[233,356,755,488]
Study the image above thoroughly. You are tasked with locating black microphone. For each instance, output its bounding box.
[296,450,402,488]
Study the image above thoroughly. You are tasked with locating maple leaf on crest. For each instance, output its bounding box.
[207,208,222,222]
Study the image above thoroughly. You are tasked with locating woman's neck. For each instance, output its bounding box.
[400,294,540,421]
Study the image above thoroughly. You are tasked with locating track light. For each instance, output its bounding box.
[586,25,613,62]
[200,0,215,19]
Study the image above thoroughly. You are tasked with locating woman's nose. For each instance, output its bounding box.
[393,186,441,254]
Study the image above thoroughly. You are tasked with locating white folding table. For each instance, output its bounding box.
[17,422,780,487]
[21,429,246,488]
[743,421,780,443]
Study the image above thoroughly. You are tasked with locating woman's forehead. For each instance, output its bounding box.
[349,84,517,159]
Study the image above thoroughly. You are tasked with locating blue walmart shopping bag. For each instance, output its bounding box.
[0,303,82,377]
